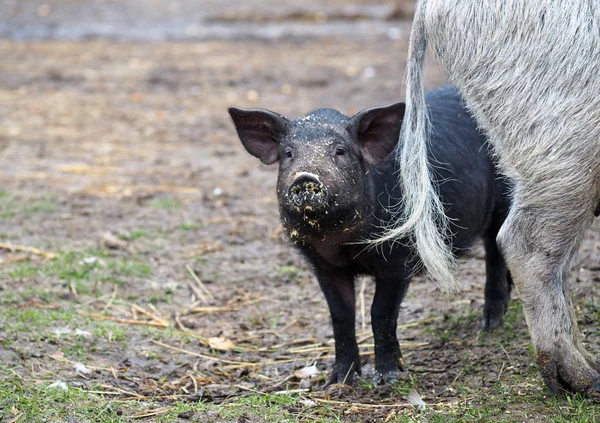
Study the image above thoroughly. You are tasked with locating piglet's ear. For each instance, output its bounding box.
[350,102,405,165]
[228,106,289,165]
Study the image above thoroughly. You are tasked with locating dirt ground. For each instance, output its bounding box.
[1,1,600,422]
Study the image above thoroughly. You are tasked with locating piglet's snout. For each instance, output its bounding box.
[288,173,328,207]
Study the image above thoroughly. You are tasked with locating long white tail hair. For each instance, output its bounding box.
[374,0,459,292]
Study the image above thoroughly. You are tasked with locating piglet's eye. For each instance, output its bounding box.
[285,149,293,158]
[335,147,346,156]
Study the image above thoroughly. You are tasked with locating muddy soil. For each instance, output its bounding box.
[1,1,600,422]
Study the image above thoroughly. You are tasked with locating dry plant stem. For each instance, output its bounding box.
[131,408,171,419]
[186,264,214,299]
[102,287,118,312]
[100,384,145,398]
[5,413,24,423]
[189,306,238,313]
[0,242,57,258]
[131,303,169,326]
[359,277,367,331]
[185,264,211,304]
[80,311,168,327]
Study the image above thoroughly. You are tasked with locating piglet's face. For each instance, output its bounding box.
[228,103,405,238]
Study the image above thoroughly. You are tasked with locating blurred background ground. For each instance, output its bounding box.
[1,1,600,422]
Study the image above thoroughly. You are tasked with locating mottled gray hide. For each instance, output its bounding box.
[384,0,600,394]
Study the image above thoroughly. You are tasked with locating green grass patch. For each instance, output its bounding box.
[0,190,57,218]
[0,377,129,422]
[1,381,597,423]
[2,307,129,341]
[0,303,170,363]
[0,288,58,306]
[4,308,78,332]
[276,265,306,282]
[117,230,149,241]
[5,249,152,289]
[147,196,181,210]
[177,221,202,231]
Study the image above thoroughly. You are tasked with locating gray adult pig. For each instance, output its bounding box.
[384,0,600,394]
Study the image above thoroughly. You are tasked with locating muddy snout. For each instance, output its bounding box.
[287,173,328,208]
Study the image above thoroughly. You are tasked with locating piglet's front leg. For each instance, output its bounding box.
[313,264,360,387]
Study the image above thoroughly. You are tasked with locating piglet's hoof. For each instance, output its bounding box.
[481,300,508,331]
[374,369,400,386]
[374,354,404,385]
[481,313,504,332]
